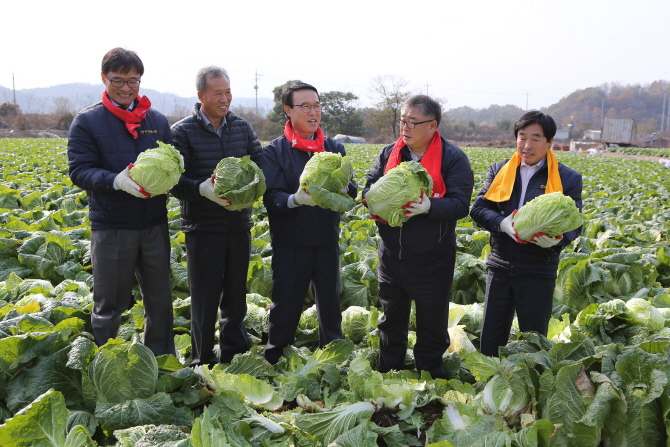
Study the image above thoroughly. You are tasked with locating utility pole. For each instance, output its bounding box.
[662,93,667,133]
[525,93,529,111]
[425,83,429,95]
[254,69,261,116]
[601,98,604,127]
[12,74,16,105]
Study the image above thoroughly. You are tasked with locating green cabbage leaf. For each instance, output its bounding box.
[513,191,582,241]
[366,161,433,227]
[299,152,355,212]
[213,156,266,211]
[129,141,185,196]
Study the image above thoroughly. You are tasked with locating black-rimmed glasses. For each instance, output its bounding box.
[397,119,434,129]
[292,103,322,113]
[106,77,141,88]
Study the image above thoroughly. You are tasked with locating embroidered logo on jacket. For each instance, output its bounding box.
[141,129,158,134]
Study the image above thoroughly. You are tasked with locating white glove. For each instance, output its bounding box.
[115,166,148,199]
[499,213,521,242]
[294,184,316,206]
[199,176,231,207]
[531,233,563,248]
[402,191,431,218]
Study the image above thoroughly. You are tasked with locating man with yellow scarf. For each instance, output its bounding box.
[470,111,582,357]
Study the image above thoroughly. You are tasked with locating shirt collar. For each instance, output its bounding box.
[520,156,546,170]
[198,106,226,131]
[109,97,135,111]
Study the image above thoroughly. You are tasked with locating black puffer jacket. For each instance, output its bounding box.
[262,135,357,248]
[362,138,474,259]
[170,105,262,233]
[68,101,172,230]
[470,158,582,278]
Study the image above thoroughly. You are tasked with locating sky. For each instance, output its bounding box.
[2,0,669,111]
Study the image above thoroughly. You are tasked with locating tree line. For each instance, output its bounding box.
[2,78,668,143]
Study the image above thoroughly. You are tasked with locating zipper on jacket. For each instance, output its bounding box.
[398,226,402,259]
[438,220,448,242]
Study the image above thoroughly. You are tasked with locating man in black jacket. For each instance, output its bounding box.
[261,82,357,364]
[470,111,582,356]
[363,95,474,379]
[68,48,175,356]
[171,66,262,366]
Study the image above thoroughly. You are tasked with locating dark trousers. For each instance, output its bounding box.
[186,231,251,365]
[479,268,556,357]
[90,223,175,356]
[377,249,454,379]
[265,244,342,364]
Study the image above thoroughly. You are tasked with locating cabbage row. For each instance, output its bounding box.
[2,139,670,446]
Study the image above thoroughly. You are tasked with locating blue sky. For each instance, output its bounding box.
[2,0,668,110]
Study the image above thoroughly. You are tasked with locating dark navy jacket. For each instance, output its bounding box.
[362,137,474,259]
[470,158,583,278]
[261,135,357,248]
[68,101,172,230]
[170,105,262,233]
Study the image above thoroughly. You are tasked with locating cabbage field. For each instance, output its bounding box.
[1,138,670,446]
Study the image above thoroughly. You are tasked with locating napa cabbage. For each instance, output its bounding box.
[481,373,531,420]
[513,191,582,241]
[299,152,354,212]
[213,156,266,211]
[365,161,433,227]
[129,141,184,196]
[625,298,664,332]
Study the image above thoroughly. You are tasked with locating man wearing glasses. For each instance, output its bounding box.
[170,66,262,367]
[261,82,357,364]
[68,48,175,356]
[363,95,473,379]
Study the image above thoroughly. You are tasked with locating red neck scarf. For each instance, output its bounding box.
[284,120,325,152]
[385,130,446,198]
[102,91,151,139]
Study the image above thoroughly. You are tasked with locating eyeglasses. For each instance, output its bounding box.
[291,103,322,113]
[397,119,434,129]
[106,77,141,88]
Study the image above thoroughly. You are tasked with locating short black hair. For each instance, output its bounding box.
[402,95,442,126]
[514,111,556,141]
[282,82,319,119]
[101,48,144,76]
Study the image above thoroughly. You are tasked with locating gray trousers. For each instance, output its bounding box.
[90,223,175,356]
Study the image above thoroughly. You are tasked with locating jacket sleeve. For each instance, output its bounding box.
[68,112,117,192]
[470,162,507,233]
[261,141,292,213]
[559,169,583,247]
[426,149,474,221]
[170,123,203,202]
[247,123,263,168]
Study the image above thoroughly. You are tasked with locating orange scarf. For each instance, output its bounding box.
[284,120,324,152]
[484,149,562,202]
[385,130,446,198]
[102,91,151,139]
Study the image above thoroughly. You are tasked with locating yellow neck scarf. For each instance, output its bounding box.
[484,149,563,202]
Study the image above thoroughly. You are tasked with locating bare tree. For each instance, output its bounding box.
[53,96,72,115]
[35,96,50,114]
[370,75,410,138]
[23,91,35,113]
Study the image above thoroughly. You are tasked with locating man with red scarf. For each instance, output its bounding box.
[261,82,357,364]
[363,95,474,379]
[68,48,175,356]
[470,111,582,357]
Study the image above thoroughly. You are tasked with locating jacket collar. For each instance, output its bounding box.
[192,102,237,130]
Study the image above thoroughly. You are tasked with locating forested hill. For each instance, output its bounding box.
[446,80,670,134]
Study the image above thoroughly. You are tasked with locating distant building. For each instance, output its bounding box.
[584,130,601,140]
[554,129,570,140]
